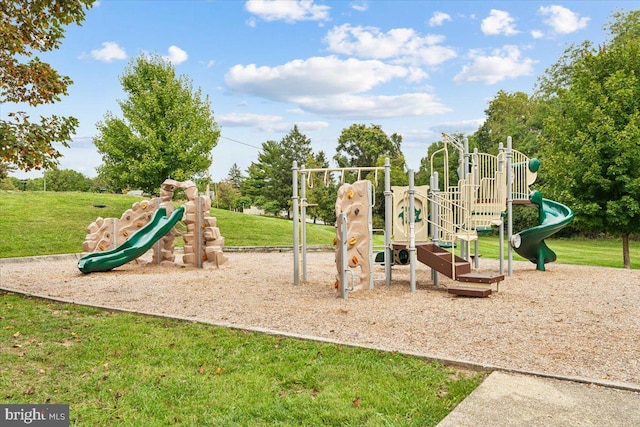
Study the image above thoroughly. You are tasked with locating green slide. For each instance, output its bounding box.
[78,206,185,274]
[511,191,574,271]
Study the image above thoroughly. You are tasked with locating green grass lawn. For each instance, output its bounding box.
[2,191,638,268]
[0,191,335,258]
[476,234,640,269]
[0,291,482,426]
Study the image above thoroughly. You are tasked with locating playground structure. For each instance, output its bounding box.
[78,179,226,274]
[293,134,574,299]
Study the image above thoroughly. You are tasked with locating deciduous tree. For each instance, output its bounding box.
[94,54,219,194]
[472,90,542,157]
[1,0,94,171]
[538,10,640,268]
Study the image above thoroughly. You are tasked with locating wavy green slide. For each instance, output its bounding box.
[78,206,185,274]
[511,191,574,271]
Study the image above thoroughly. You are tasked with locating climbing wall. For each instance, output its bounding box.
[82,179,226,268]
[82,198,163,254]
[334,180,372,293]
[180,181,227,267]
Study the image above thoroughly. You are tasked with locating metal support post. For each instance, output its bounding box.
[408,170,416,293]
[499,218,505,274]
[430,172,439,287]
[384,157,392,286]
[301,167,307,282]
[506,136,514,276]
[292,161,300,285]
[338,212,349,300]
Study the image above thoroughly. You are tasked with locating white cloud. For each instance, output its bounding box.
[481,9,518,36]
[324,24,456,67]
[454,45,536,85]
[539,5,589,34]
[244,0,330,23]
[224,55,450,118]
[218,112,329,133]
[90,41,126,62]
[434,119,485,134]
[295,121,330,132]
[207,60,215,68]
[429,11,451,27]
[162,46,188,64]
[350,1,368,12]
[298,93,451,118]
[219,112,289,132]
[531,29,544,39]
[225,56,409,99]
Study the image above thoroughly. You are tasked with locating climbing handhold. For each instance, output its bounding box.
[141,203,148,209]
[354,208,360,216]
[334,280,339,289]
[137,222,144,227]
[351,256,359,265]
[333,237,338,246]
[98,244,105,251]
[347,189,354,199]
[123,231,129,237]
[348,237,357,246]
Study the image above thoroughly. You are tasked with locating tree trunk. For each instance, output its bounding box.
[622,232,630,269]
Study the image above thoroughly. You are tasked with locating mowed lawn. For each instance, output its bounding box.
[0,191,335,258]
[0,291,481,426]
[1,191,637,269]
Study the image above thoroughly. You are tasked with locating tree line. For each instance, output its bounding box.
[1,2,638,266]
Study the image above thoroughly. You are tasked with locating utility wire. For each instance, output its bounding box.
[220,135,262,150]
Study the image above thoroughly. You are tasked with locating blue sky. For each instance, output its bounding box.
[8,0,638,182]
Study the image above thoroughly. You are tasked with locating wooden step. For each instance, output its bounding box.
[448,286,492,298]
[456,272,504,284]
[415,243,471,279]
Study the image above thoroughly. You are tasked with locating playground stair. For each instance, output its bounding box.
[398,242,504,297]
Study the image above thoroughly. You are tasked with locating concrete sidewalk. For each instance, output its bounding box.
[437,371,640,426]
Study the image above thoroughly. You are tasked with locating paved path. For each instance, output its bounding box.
[438,371,640,426]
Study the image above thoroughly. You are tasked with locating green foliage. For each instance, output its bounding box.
[0,0,94,171]
[43,168,94,192]
[234,195,252,211]
[334,124,407,222]
[0,163,15,180]
[213,180,239,210]
[334,123,402,168]
[94,53,219,194]
[417,133,466,188]
[538,10,640,267]
[472,90,543,157]
[227,162,244,189]
[262,200,281,216]
[0,177,17,190]
[303,150,338,224]
[242,126,312,215]
[0,292,481,425]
